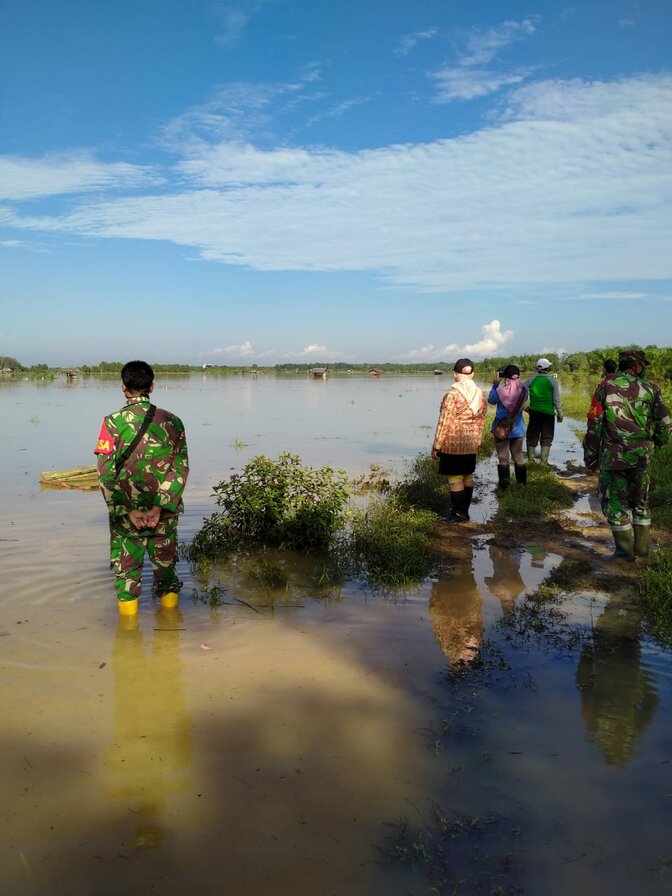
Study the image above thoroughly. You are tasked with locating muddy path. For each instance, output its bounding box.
[434,465,665,594]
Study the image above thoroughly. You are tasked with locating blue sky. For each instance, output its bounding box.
[1,0,671,365]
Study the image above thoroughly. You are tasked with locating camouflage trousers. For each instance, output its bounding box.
[598,464,651,530]
[109,511,181,601]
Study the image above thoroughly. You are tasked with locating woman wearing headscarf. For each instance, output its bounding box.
[488,364,528,489]
[431,358,488,523]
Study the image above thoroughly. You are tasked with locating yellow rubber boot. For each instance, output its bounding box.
[160,592,179,609]
[118,597,139,617]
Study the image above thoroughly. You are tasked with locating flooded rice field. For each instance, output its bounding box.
[1,375,671,895]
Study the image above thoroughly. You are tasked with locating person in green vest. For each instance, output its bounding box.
[524,358,563,464]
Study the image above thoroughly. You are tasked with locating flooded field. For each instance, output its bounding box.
[1,375,671,895]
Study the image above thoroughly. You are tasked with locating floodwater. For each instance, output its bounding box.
[1,374,671,896]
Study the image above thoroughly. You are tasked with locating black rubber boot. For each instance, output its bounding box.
[442,489,468,523]
[463,485,474,520]
[497,465,510,490]
[514,464,527,485]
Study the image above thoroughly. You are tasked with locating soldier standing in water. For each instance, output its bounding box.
[94,360,189,616]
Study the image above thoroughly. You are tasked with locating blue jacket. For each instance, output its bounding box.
[488,383,527,439]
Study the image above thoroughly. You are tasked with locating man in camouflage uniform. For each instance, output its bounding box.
[584,349,671,560]
[94,361,189,615]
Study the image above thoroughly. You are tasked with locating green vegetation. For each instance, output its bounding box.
[185,453,350,559]
[346,496,438,588]
[392,454,452,515]
[639,549,672,646]
[650,443,672,529]
[496,464,575,517]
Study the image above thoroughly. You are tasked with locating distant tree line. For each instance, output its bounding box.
[4,346,672,381]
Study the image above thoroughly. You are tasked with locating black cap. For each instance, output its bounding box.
[453,358,474,373]
[618,348,648,366]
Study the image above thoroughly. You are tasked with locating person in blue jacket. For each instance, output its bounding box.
[488,364,528,489]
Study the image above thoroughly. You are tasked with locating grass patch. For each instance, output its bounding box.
[392,453,452,514]
[346,496,438,588]
[650,443,672,528]
[560,386,592,421]
[639,547,672,646]
[383,806,522,896]
[496,464,575,517]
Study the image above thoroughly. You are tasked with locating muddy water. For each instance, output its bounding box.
[1,376,671,896]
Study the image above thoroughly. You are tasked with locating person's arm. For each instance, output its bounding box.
[94,416,132,520]
[583,384,604,471]
[432,392,457,459]
[551,378,563,420]
[487,383,500,405]
[651,386,672,449]
[151,419,189,512]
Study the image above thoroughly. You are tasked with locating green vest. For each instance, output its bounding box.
[528,375,555,415]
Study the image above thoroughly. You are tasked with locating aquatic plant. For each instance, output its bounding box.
[392,453,452,515]
[185,452,350,559]
[346,495,437,588]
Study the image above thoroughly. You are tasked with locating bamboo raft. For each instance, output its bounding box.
[40,465,99,491]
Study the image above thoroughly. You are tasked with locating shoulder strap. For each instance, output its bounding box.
[115,404,156,475]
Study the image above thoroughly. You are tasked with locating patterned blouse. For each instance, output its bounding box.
[433,384,488,455]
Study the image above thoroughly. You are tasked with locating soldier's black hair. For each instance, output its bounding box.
[603,359,617,374]
[121,360,154,394]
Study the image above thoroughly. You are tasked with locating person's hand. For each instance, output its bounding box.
[557,414,564,423]
[431,448,440,460]
[492,375,500,384]
[128,509,148,530]
[142,506,161,529]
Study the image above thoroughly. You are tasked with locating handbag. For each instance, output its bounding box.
[492,385,527,441]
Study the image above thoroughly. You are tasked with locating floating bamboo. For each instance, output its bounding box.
[40,465,99,490]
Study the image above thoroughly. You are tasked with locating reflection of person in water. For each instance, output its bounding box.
[484,545,526,614]
[429,562,483,665]
[576,597,658,767]
[106,609,192,848]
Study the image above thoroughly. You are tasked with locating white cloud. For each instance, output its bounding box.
[0,152,158,201]
[293,343,344,361]
[208,1,270,47]
[576,291,650,300]
[430,18,536,102]
[209,340,256,357]
[3,76,672,294]
[306,97,371,127]
[395,28,438,57]
[459,19,536,67]
[406,320,513,360]
[430,67,529,102]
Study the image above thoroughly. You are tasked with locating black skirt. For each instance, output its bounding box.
[437,452,477,476]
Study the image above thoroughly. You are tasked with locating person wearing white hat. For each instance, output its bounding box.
[524,358,563,464]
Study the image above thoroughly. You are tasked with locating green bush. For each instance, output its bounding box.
[346,496,438,588]
[186,453,350,558]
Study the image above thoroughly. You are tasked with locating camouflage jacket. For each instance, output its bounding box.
[94,397,189,519]
[583,374,671,471]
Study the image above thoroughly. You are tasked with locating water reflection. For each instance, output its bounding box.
[576,596,658,766]
[429,563,483,665]
[106,607,192,848]
[484,544,526,614]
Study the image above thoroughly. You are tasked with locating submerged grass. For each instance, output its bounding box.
[497,464,575,517]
